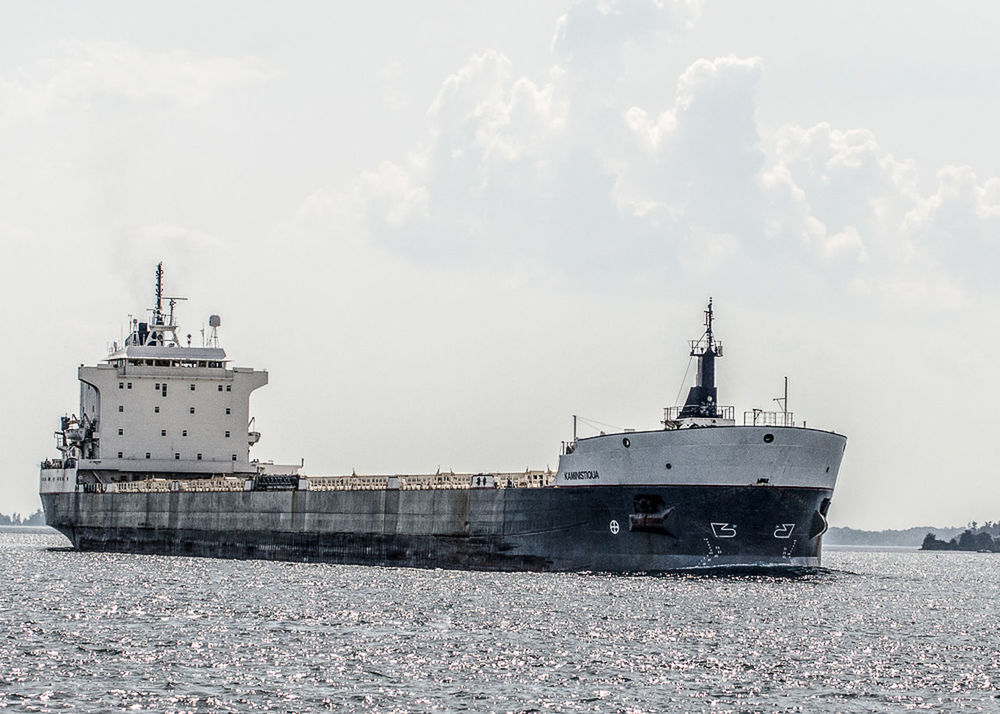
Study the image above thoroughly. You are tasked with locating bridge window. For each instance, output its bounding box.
[117,452,123,458]
[226,385,231,392]
[225,431,230,438]
[197,453,202,460]
[154,406,160,413]
[182,430,188,437]
[145,452,150,459]
[119,382,124,389]
[127,382,132,389]
[218,385,223,391]
[118,405,124,412]
[189,407,195,414]
[232,454,237,461]
[225,408,231,415]
[190,384,195,391]
[118,428,123,436]
[174,453,180,460]
[161,429,166,436]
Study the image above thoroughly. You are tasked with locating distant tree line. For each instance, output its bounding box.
[0,509,45,526]
[825,526,968,547]
[921,521,1000,552]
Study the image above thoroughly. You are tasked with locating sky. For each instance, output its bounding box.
[2,0,999,530]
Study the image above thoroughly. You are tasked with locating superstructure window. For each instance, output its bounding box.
[190,384,195,391]
[161,385,167,397]
[117,452,123,458]
[118,405,124,412]
[118,428,123,436]
[189,407,195,414]
[154,406,160,413]
[119,382,124,389]
[127,382,132,389]
[182,430,188,437]
[225,431,231,438]
[155,383,160,390]
[145,452,150,459]
[174,453,180,460]
[161,429,166,436]
[232,454,237,461]
[218,385,223,391]
[197,453,202,460]
[225,408,231,415]
[226,385,231,392]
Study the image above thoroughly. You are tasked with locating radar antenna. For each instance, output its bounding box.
[163,295,188,326]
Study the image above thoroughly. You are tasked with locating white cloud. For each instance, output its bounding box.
[901,165,1000,286]
[291,31,1000,311]
[0,41,273,125]
[619,55,765,236]
[552,0,700,84]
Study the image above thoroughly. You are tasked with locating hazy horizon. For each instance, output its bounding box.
[3,1,1000,530]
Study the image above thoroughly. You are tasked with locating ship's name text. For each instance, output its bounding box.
[563,470,600,481]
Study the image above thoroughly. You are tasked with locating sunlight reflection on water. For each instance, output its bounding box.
[1,529,998,712]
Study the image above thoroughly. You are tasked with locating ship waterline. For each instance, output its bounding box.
[40,265,846,572]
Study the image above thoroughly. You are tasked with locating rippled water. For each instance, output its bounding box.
[2,528,998,712]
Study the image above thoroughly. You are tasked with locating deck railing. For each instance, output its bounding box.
[743,410,795,427]
[662,405,735,422]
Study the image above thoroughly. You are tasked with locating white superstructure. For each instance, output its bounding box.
[41,263,267,493]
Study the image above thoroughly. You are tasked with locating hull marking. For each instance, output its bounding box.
[773,523,795,539]
[710,522,737,538]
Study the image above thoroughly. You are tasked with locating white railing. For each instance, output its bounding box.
[743,410,795,427]
[663,405,735,422]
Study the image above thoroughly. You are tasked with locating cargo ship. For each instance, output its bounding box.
[40,264,846,571]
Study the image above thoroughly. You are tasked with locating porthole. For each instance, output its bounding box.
[622,437,631,448]
[665,463,673,470]
[763,433,774,443]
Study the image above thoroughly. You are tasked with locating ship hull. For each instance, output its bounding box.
[41,484,832,571]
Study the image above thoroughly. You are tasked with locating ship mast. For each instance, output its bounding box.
[144,262,185,347]
[152,262,164,326]
[678,298,723,419]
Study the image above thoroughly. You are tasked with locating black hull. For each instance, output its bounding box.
[41,485,832,572]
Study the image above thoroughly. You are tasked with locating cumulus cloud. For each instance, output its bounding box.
[290,0,1000,310]
[901,166,1000,286]
[552,0,700,85]
[620,55,765,236]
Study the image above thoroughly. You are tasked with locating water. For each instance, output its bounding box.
[2,529,998,712]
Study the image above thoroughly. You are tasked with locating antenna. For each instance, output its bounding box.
[704,297,714,351]
[163,296,188,326]
[153,262,164,325]
[772,376,790,426]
